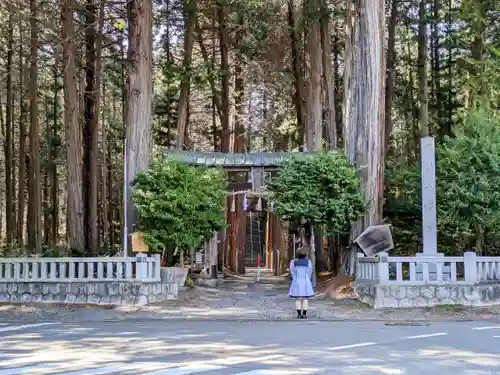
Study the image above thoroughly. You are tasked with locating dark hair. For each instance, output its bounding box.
[296,248,307,259]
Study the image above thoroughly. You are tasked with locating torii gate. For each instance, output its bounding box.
[167,151,313,276]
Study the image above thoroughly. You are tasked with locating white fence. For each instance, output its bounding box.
[357,252,500,285]
[0,253,161,283]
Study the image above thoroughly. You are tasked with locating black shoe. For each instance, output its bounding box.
[296,310,302,319]
[302,310,307,319]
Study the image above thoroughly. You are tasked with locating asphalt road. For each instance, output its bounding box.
[1,319,500,374]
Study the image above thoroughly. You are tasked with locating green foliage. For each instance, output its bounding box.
[132,157,227,253]
[386,107,500,255]
[266,152,366,235]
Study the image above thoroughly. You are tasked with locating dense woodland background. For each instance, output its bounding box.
[0,0,498,265]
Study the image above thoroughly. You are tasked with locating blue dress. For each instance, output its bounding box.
[288,258,314,298]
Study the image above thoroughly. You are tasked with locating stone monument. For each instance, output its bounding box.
[417,136,449,280]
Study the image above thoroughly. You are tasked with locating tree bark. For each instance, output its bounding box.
[195,20,222,123]
[385,0,398,152]
[418,0,429,137]
[332,30,342,144]
[176,0,196,150]
[102,82,109,248]
[17,28,27,248]
[431,0,441,133]
[84,0,99,254]
[49,66,59,247]
[233,12,247,274]
[304,0,323,152]
[320,0,336,150]
[343,0,385,274]
[62,0,85,253]
[217,0,231,152]
[287,0,305,147]
[125,0,154,252]
[28,0,42,254]
[5,8,15,245]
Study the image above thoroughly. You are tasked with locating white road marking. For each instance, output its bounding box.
[140,364,226,375]
[472,326,500,330]
[494,336,500,338]
[0,323,59,333]
[53,362,165,375]
[0,354,285,375]
[0,365,57,375]
[405,332,448,339]
[230,370,298,375]
[328,342,376,351]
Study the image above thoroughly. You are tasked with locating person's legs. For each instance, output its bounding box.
[301,299,309,318]
[295,299,302,318]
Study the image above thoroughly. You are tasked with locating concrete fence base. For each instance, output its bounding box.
[355,282,500,309]
[0,267,189,306]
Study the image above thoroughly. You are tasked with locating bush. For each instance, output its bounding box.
[266,151,366,235]
[386,108,500,255]
[132,157,227,254]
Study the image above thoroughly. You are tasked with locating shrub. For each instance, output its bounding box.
[266,151,366,236]
[132,157,227,254]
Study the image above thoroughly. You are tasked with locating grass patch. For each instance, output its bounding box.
[431,304,466,313]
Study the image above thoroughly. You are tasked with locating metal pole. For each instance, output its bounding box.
[123,138,128,257]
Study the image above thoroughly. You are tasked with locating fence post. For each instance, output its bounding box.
[378,252,389,283]
[356,253,364,280]
[154,253,161,281]
[136,253,148,281]
[464,251,477,283]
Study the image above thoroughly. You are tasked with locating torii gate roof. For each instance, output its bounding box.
[166,151,314,170]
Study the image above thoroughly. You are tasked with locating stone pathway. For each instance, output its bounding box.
[1,279,500,323]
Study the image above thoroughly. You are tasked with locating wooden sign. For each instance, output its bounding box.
[131,232,149,253]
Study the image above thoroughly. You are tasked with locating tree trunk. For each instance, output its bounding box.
[195,20,222,123]
[17,28,27,248]
[28,0,42,254]
[175,0,196,150]
[385,0,398,152]
[125,0,154,252]
[49,66,59,247]
[332,30,342,145]
[469,0,488,105]
[84,0,99,254]
[304,0,323,152]
[343,0,385,275]
[102,82,109,248]
[62,0,85,253]
[217,0,231,152]
[5,8,15,245]
[287,0,305,147]
[418,0,429,137]
[320,0,336,150]
[43,97,50,245]
[431,0,441,133]
[233,12,247,274]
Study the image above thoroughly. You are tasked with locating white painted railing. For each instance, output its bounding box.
[0,253,161,282]
[357,252,500,285]
[356,256,380,281]
[476,257,500,282]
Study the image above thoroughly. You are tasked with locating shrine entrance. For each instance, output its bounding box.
[167,151,312,275]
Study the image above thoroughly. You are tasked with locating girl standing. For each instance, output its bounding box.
[288,249,314,318]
